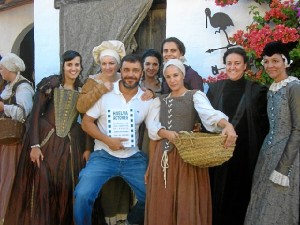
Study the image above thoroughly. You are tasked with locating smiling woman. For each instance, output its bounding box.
[4,50,90,225]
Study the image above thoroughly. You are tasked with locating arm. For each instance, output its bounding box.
[193,91,236,148]
[3,83,34,121]
[185,67,204,92]
[76,78,110,113]
[144,97,164,141]
[81,114,127,151]
[216,118,237,148]
[270,83,300,187]
[30,76,60,168]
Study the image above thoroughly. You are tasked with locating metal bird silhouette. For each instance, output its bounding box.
[205,8,234,44]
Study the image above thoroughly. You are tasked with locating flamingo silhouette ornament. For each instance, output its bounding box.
[205,8,234,46]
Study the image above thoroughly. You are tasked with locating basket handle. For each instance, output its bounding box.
[179,131,195,147]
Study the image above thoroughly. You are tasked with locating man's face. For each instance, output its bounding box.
[120,61,143,89]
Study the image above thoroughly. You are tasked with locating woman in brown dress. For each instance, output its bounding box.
[4,50,90,225]
[145,59,237,225]
[0,54,34,225]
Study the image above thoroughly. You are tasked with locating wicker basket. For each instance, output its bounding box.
[174,131,235,168]
[0,118,25,145]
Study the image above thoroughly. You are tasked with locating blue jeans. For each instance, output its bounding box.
[74,150,148,225]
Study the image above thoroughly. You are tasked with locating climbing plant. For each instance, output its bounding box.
[214,0,300,85]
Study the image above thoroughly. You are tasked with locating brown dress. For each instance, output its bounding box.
[145,91,212,225]
[0,77,33,223]
[4,75,86,225]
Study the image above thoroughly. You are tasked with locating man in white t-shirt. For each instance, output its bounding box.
[74,54,162,225]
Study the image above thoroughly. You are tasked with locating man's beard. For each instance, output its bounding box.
[121,79,139,89]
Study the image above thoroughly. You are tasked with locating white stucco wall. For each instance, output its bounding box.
[166,0,268,81]
[34,0,60,85]
[0,3,33,55]
[32,0,268,86]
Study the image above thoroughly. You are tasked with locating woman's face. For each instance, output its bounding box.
[225,53,247,81]
[63,56,81,82]
[262,54,287,82]
[0,65,13,81]
[100,56,119,77]
[162,42,183,63]
[143,56,160,78]
[164,65,184,92]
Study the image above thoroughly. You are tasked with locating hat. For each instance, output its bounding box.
[163,59,186,77]
[92,40,126,65]
[0,53,25,72]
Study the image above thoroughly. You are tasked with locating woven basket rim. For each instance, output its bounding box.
[174,131,235,167]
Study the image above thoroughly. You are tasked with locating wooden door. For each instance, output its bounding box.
[134,3,166,54]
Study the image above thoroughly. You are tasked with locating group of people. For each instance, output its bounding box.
[0,37,298,225]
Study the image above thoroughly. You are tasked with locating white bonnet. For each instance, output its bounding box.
[163,59,185,77]
[0,53,25,72]
[92,40,126,65]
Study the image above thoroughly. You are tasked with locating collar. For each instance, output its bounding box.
[113,79,144,100]
[269,76,298,92]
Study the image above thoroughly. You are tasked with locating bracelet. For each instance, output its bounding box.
[31,144,41,148]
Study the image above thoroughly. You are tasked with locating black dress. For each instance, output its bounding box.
[207,77,269,225]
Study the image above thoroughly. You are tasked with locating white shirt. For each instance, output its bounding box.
[86,80,162,158]
[152,91,227,133]
[1,75,34,121]
[193,90,228,132]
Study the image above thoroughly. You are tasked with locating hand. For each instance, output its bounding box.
[221,123,237,148]
[164,130,179,144]
[141,88,154,101]
[192,123,201,132]
[0,101,4,112]
[82,150,91,162]
[107,137,129,151]
[30,147,44,168]
[103,81,113,91]
[144,166,150,184]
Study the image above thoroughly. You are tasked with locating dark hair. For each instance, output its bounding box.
[61,50,83,89]
[142,48,163,66]
[161,37,186,55]
[141,48,163,82]
[223,47,248,64]
[120,54,143,71]
[262,41,290,64]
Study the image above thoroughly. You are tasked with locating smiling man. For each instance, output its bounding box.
[74,54,162,225]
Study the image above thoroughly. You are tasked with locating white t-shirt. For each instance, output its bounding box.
[86,80,162,158]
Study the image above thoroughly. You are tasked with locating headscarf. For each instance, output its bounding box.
[0,53,25,72]
[92,40,126,65]
[163,59,186,77]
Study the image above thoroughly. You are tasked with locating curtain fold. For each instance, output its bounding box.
[59,0,153,76]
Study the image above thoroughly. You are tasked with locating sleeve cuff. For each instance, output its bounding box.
[269,170,289,187]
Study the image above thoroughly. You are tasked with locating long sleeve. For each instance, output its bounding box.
[275,83,300,175]
[185,66,204,92]
[193,91,228,132]
[29,75,60,146]
[3,83,34,121]
[145,97,163,141]
[76,78,109,113]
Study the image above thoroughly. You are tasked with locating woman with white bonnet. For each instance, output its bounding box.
[0,53,34,225]
[145,59,237,225]
[77,40,125,113]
